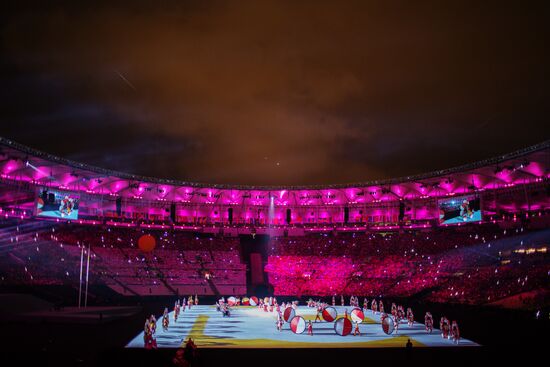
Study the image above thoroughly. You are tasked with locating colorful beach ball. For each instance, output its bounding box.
[138,234,156,252]
[227,296,237,306]
[290,316,306,334]
[283,307,295,322]
[242,297,250,305]
[334,317,353,336]
[382,316,395,335]
[351,308,365,324]
[249,296,258,306]
[322,306,338,322]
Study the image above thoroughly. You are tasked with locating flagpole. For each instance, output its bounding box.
[78,246,84,308]
[84,244,91,307]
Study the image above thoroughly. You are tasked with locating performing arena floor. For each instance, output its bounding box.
[126,305,479,348]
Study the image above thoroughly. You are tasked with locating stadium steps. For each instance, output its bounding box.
[143,256,178,296]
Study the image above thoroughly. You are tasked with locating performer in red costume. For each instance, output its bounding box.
[440,316,450,339]
[144,315,158,349]
[406,307,414,327]
[315,305,322,322]
[371,299,378,314]
[307,320,313,336]
[162,308,170,331]
[451,321,460,344]
[391,303,397,318]
[425,312,433,333]
[353,322,361,336]
[276,312,284,332]
[379,300,385,314]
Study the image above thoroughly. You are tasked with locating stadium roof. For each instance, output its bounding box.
[0,136,548,206]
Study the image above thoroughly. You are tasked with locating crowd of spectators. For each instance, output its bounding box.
[1,217,548,307]
[266,224,549,306]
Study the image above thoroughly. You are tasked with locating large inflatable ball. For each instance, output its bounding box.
[351,308,365,324]
[249,296,259,306]
[322,306,338,322]
[290,316,306,334]
[334,317,353,336]
[283,307,296,322]
[382,315,395,335]
[138,234,156,252]
[242,297,250,306]
[227,296,237,306]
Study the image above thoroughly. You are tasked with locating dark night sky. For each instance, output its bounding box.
[1,0,549,186]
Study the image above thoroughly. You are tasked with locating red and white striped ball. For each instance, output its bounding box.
[290,316,306,334]
[322,307,338,322]
[351,308,365,324]
[334,317,353,336]
[283,307,296,322]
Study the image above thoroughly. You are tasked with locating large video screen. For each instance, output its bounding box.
[438,195,481,225]
[36,188,80,220]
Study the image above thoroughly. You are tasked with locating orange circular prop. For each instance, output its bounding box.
[138,234,156,252]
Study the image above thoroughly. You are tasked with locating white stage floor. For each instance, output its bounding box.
[127,305,479,348]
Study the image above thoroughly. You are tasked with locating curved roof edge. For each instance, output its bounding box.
[1,136,549,190]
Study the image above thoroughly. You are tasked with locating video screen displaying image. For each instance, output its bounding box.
[36,188,80,220]
[438,195,481,225]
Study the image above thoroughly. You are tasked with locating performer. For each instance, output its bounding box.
[276,313,284,332]
[344,308,349,319]
[425,312,433,333]
[363,298,368,311]
[195,294,199,306]
[379,300,384,314]
[391,303,397,317]
[162,308,169,331]
[149,314,157,335]
[451,321,460,344]
[397,305,404,320]
[394,314,400,334]
[307,320,313,336]
[143,317,150,337]
[341,295,345,306]
[353,322,361,336]
[144,315,158,349]
[181,297,186,312]
[315,305,322,322]
[407,307,414,327]
[440,316,450,339]
[371,299,378,314]
[332,296,336,306]
[188,295,194,310]
[174,301,179,322]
